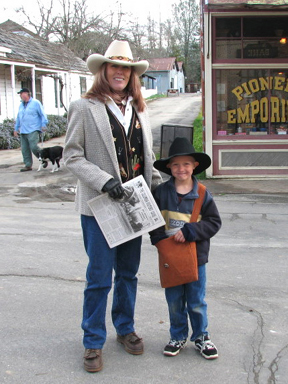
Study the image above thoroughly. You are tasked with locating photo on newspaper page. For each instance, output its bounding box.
[87,175,165,248]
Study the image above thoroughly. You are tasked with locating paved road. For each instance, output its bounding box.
[1,94,288,384]
[148,93,201,153]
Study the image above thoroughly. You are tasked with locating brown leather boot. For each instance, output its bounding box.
[117,332,144,355]
[83,349,103,372]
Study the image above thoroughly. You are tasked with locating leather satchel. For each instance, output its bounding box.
[156,183,206,288]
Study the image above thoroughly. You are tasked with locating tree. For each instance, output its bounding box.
[16,0,201,83]
[172,0,200,83]
[18,0,106,58]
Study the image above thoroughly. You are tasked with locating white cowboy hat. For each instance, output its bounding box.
[87,40,149,76]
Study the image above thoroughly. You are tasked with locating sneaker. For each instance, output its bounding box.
[83,349,103,372]
[195,335,218,359]
[163,339,187,356]
[117,332,144,355]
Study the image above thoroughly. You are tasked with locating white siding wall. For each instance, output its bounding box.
[170,67,178,88]
[0,65,93,122]
[42,76,59,115]
[0,65,17,121]
[177,71,185,93]
[0,65,8,120]
[141,86,158,98]
[71,73,93,102]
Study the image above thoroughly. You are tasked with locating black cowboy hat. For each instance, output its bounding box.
[154,137,211,175]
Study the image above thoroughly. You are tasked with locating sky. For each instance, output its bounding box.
[1,0,177,26]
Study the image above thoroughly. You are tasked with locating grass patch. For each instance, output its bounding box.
[193,112,204,152]
[146,94,166,101]
[192,111,206,180]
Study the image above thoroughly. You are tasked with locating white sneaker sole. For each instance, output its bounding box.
[163,341,187,356]
[195,345,218,359]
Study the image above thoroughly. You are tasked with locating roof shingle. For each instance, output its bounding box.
[0,20,89,73]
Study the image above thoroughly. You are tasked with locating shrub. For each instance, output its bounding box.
[193,112,206,180]
[0,115,67,150]
[0,119,20,150]
[42,115,67,141]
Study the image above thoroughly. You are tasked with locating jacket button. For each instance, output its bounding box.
[164,263,169,268]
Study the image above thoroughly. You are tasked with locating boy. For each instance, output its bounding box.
[150,137,221,359]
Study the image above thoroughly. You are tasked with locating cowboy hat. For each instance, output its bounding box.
[87,40,149,76]
[154,137,211,175]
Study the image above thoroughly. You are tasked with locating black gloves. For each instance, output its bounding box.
[102,179,124,199]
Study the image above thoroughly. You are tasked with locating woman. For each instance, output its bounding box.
[64,40,162,373]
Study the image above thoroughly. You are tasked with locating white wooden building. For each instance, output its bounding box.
[0,20,93,122]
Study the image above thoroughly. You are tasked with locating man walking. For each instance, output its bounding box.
[14,88,48,172]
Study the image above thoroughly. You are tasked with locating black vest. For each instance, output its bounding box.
[106,107,144,183]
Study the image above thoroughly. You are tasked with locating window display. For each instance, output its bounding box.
[215,69,288,136]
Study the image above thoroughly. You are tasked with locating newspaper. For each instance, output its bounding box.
[88,175,165,248]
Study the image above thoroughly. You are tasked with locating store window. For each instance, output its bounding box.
[215,68,288,136]
[214,16,288,61]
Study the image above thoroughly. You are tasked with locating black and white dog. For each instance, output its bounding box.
[37,146,63,173]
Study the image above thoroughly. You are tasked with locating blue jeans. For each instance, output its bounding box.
[81,215,142,349]
[20,131,41,167]
[165,264,208,341]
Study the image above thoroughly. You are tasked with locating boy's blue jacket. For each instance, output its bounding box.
[150,176,221,266]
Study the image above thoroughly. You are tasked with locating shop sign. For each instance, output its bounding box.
[227,76,288,124]
[243,43,277,59]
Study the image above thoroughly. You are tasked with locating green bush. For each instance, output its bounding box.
[0,118,20,150]
[193,112,206,180]
[0,115,67,150]
[42,115,67,141]
[146,94,166,101]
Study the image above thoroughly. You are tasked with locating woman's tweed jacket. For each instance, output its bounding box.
[64,97,162,216]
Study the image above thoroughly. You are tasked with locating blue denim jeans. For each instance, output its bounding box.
[165,264,208,341]
[81,215,142,349]
[20,131,41,167]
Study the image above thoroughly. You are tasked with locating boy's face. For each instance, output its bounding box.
[167,155,199,181]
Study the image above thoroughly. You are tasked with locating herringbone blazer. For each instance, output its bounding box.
[64,97,162,215]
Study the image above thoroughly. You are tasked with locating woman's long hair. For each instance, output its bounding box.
[83,63,146,112]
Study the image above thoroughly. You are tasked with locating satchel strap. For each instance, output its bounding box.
[190,182,206,223]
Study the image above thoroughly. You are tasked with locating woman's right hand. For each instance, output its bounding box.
[102,179,124,199]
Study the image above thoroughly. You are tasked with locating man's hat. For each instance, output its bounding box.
[87,40,149,76]
[154,137,211,175]
[17,88,30,94]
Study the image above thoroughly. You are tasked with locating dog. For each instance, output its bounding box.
[37,146,63,173]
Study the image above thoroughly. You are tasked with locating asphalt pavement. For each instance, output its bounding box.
[1,118,288,383]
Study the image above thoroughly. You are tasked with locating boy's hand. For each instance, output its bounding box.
[174,230,185,243]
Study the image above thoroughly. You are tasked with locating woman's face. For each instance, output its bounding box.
[106,63,132,92]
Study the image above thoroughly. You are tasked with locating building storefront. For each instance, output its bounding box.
[201,0,288,177]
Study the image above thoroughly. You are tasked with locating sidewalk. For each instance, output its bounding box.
[1,134,288,196]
